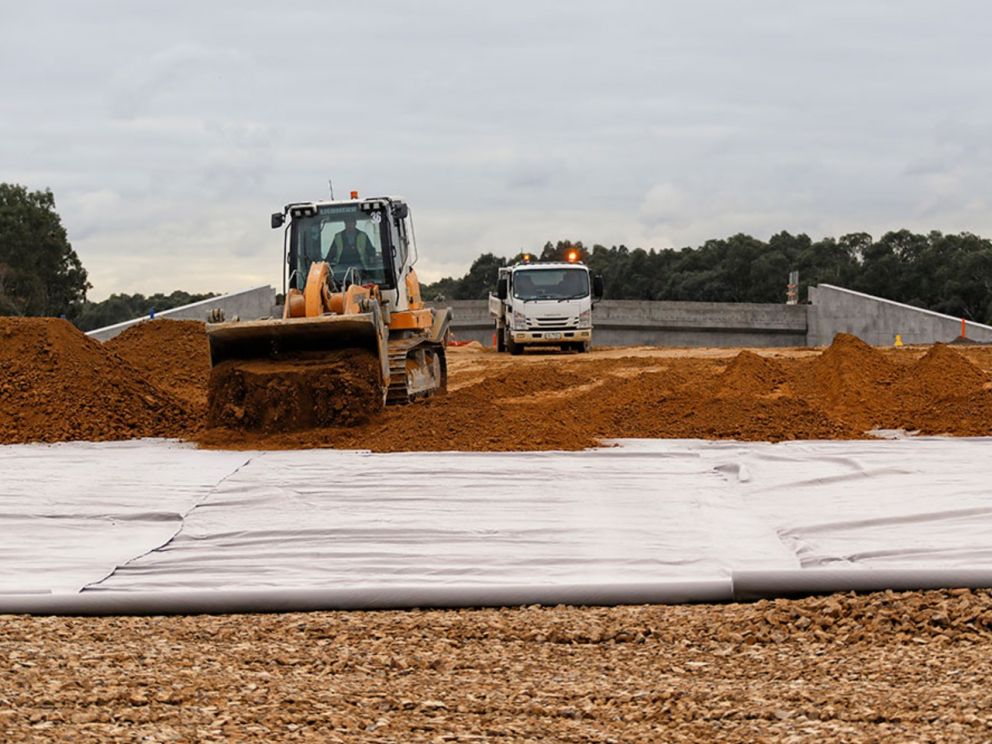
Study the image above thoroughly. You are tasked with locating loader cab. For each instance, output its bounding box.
[280,198,411,296]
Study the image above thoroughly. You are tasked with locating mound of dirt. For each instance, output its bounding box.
[593,361,856,442]
[892,344,992,435]
[105,320,210,407]
[0,318,196,444]
[458,364,591,401]
[715,350,788,398]
[792,333,900,429]
[897,343,989,399]
[6,316,991,450]
[207,350,384,433]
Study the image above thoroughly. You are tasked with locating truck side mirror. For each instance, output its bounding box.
[497,277,508,300]
[393,202,409,219]
[271,212,285,229]
[593,274,604,300]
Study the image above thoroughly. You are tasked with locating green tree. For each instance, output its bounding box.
[0,183,90,317]
[73,290,218,331]
[419,229,992,323]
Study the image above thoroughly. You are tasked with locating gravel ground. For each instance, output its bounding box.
[2,590,991,742]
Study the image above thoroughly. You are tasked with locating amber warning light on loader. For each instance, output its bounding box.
[567,250,579,263]
[350,190,359,199]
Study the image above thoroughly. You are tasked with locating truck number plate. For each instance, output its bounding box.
[545,332,563,340]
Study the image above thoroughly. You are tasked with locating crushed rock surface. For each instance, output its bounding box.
[1,589,991,741]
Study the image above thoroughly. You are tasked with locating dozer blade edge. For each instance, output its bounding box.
[207,314,390,383]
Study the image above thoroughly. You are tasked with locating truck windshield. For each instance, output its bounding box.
[290,204,392,289]
[513,269,589,301]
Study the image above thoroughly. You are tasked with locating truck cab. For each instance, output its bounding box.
[489,260,604,354]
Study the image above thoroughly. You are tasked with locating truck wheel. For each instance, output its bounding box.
[508,338,523,356]
[497,328,506,353]
[578,341,590,353]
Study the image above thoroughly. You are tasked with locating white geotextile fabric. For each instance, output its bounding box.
[0,438,990,595]
[0,442,250,593]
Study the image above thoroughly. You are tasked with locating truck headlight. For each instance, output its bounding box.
[512,310,527,328]
[579,309,592,328]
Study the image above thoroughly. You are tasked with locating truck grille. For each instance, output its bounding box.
[529,316,576,328]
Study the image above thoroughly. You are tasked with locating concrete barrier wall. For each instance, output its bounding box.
[432,299,808,348]
[87,285,278,341]
[807,284,992,346]
[86,283,991,348]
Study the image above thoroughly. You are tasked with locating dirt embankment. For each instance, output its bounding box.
[200,333,992,451]
[0,320,990,449]
[0,318,198,444]
[106,319,211,407]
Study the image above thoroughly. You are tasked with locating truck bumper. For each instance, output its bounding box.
[511,329,592,344]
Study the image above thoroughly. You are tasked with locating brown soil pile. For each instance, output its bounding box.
[0,318,196,444]
[105,320,210,407]
[598,355,858,443]
[895,343,989,401]
[200,376,598,451]
[715,350,788,397]
[895,343,992,435]
[793,333,900,430]
[208,350,383,432]
[2,589,991,741]
[4,317,990,449]
[460,364,591,400]
[197,334,992,451]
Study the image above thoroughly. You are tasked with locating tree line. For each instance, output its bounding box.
[4,181,991,327]
[423,231,992,324]
[0,183,213,330]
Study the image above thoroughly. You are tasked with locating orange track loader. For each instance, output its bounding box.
[206,195,450,430]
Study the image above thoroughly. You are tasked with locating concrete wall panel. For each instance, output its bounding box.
[434,299,808,348]
[87,285,277,341]
[807,284,992,347]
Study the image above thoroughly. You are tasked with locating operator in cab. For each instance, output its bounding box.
[328,217,375,278]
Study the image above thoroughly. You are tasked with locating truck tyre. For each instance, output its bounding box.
[508,337,523,356]
[497,327,506,353]
[578,341,590,353]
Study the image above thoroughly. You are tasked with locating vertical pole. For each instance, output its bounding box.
[961,318,967,339]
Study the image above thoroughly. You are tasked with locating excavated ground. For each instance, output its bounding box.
[0,318,990,448]
[0,318,198,444]
[106,319,210,408]
[198,331,992,451]
[1,590,991,741]
[208,350,383,431]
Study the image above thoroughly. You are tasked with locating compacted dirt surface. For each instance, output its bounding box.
[1,590,990,742]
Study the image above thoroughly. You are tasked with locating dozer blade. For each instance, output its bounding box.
[206,313,391,433]
[207,314,385,369]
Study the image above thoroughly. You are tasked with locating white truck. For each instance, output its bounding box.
[489,259,604,354]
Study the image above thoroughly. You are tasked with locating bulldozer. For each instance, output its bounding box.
[206,194,451,431]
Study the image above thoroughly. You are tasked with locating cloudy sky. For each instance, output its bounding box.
[3,1,991,299]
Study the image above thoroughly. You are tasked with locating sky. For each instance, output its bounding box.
[3,1,992,300]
